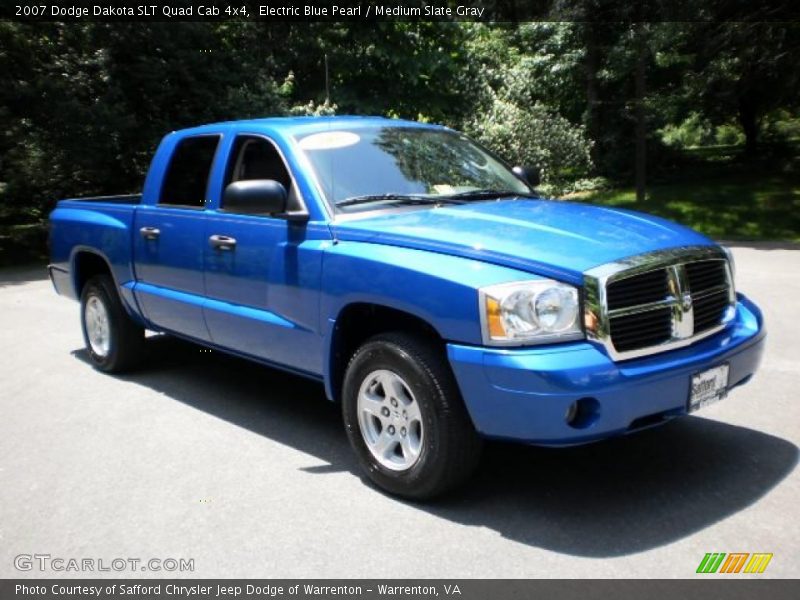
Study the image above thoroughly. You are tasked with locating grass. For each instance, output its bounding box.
[566,156,800,242]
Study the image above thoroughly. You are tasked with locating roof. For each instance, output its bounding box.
[172,115,449,139]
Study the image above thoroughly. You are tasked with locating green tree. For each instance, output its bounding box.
[684,22,800,155]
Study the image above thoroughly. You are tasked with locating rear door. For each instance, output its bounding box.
[133,134,219,341]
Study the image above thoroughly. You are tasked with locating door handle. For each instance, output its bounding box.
[139,226,160,240]
[209,234,237,250]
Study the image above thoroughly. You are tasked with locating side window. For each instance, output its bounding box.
[159,135,220,207]
[222,136,297,211]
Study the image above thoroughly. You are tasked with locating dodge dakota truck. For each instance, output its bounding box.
[49,116,765,498]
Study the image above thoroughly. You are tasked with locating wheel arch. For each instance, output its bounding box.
[70,247,145,325]
[71,248,116,298]
[325,302,446,403]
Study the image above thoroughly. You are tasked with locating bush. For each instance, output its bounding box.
[715,124,745,146]
[659,113,714,148]
[660,114,747,149]
[765,114,800,142]
[288,99,337,117]
[466,96,593,194]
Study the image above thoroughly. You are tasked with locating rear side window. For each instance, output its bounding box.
[159,135,220,207]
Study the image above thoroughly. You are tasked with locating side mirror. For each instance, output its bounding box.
[512,166,541,187]
[223,179,287,215]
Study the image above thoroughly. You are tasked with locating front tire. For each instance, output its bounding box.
[80,274,145,373]
[342,332,482,499]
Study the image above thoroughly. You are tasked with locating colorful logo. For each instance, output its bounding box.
[696,553,773,574]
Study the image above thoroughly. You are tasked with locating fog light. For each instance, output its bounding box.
[565,397,601,429]
[565,402,578,424]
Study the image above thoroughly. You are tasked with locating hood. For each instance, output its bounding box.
[331,199,715,285]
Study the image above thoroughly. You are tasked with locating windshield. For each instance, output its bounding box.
[294,126,531,211]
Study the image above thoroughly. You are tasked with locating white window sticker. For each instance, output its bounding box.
[298,131,360,150]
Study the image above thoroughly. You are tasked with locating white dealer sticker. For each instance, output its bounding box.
[298,131,360,150]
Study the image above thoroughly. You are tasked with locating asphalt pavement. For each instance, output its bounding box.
[0,243,797,578]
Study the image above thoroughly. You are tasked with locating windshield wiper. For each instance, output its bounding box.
[336,189,536,209]
[442,189,538,201]
[337,194,461,208]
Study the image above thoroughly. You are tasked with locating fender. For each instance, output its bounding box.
[319,241,542,400]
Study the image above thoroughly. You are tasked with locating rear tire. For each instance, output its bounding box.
[80,274,145,373]
[342,332,483,499]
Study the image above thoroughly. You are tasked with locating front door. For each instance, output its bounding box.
[202,134,326,374]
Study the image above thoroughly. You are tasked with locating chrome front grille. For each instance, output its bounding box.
[685,260,731,334]
[608,306,673,353]
[606,268,669,311]
[584,246,736,361]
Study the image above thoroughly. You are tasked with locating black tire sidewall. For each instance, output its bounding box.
[342,338,455,498]
[80,277,122,371]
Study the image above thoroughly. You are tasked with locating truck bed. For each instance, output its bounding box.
[48,196,142,301]
[58,193,142,205]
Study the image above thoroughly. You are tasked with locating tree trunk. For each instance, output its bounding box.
[583,23,600,143]
[738,97,759,157]
[634,24,647,203]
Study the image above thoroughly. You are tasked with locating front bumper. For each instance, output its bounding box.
[447,293,765,445]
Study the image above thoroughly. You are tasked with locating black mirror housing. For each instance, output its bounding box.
[512,166,541,187]
[223,180,288,215]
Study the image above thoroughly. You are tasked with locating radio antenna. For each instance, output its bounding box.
[324,53,330,104]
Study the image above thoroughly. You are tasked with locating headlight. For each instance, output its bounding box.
[479,280,583,346]
[721,245,736,281]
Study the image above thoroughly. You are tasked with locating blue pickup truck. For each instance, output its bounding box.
[49,116,765,498]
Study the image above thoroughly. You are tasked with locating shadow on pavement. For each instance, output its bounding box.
[435,420,797,557]
[73,334,798,558]
[720,240,800,251]
[0,264,48,288]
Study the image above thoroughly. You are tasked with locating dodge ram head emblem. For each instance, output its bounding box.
[669,264,695,339]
